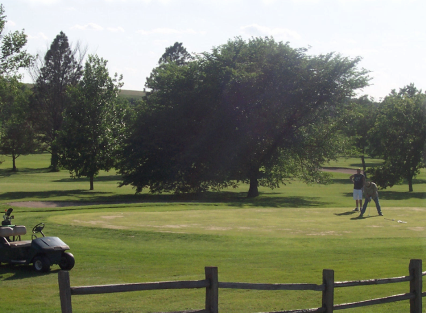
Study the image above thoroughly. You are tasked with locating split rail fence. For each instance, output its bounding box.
[58,259,425,313]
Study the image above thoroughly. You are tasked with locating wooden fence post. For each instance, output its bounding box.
[58,270,73,313]
[322,269,334,313]
[205,267,218,313]
[409,259,422,313]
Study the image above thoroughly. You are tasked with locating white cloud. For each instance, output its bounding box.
[103,0,174,3]
[71,23,104,31]
[107,27,125,33]
[240,24,301,41]
[28,32,49,40]
[6,20,16,27]
[263,0,320,3]
[137,28,205,35]
[341,48,379,58]
[25,0,59,4]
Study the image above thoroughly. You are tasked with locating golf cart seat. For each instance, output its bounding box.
[12,225,26,236]
[9,240,32,248]
[0,226,13,237]
[0,226,31,248]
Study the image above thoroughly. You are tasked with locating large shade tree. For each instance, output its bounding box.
[118,37,369,197]
[29,31,85,171]
[367,84,426,192]
[56,55,124,190]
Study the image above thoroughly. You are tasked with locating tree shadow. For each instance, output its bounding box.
[0,167,51,177]
[332,178,353,185]
[54,175,122,183]
[343,192,356,198]
[412,178,426,185]
[349,162,382,168]
[343,190,426,201]
[2,189,330,210]
[0,190,121,203]
[379,190,426,200]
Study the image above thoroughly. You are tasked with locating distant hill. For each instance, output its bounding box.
[119,89,145,98]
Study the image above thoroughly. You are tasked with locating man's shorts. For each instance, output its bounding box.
[353,189,363,200]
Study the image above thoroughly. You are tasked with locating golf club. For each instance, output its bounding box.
[368,197,371,216]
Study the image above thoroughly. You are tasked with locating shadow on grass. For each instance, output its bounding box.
[349,162,382,168]
[0,189,104,201]
[1,189,329,209]
[412,179,426,185]
[379,190,426,200]
[334,211,358,216]
[350,215,382,220]
[343,190,426,201]
[0,264,59,281]
[0,167,51,177]
[332,178,353,185]
[54,175,122,183]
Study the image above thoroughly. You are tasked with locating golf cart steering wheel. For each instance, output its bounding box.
[32,223,45,238]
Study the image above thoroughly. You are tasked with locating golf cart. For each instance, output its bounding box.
[0,208,75,272]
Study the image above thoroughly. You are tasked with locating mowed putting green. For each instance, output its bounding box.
[51,205,426,238]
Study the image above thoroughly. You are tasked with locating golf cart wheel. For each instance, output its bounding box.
[59,252,75,271]
[33,255,50,272]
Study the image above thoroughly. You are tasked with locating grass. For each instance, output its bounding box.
[1,154,426,312]
[324,156,385,169]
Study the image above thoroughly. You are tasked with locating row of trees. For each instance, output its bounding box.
[0,4,425,196]
[339,84,426,192]
[0,4,126,190]
[0,4,35,171]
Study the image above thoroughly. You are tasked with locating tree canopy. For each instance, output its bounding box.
[367,84,426,192]
[158,42,193,66]
[56,54,124,190]
[0,4,34,77]
[339,95,378,176]
[118,37,370,196]
[0,4,35,168]
[29,31,85,171]
[0,77,36,171]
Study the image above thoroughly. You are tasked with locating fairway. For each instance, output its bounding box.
[1,154,426,312]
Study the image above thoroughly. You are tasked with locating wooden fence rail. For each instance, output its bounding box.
[58,259,424,313]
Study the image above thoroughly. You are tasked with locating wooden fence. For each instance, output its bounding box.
[58,259,425,313]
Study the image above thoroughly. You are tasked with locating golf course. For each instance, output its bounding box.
[1,153,425,312]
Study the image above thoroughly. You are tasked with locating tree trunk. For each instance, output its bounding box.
[12,154,17,172]
[247,167,259,198]
[50,145,59,172]
[361,155,367,179]
[90,175,94,190]
[408,176,413,192]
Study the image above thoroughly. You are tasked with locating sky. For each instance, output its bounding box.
[3,0,426,100]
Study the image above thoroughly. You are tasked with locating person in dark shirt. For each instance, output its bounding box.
[349,168,365,211]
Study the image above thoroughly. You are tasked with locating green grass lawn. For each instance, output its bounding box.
[1,154,426,312]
